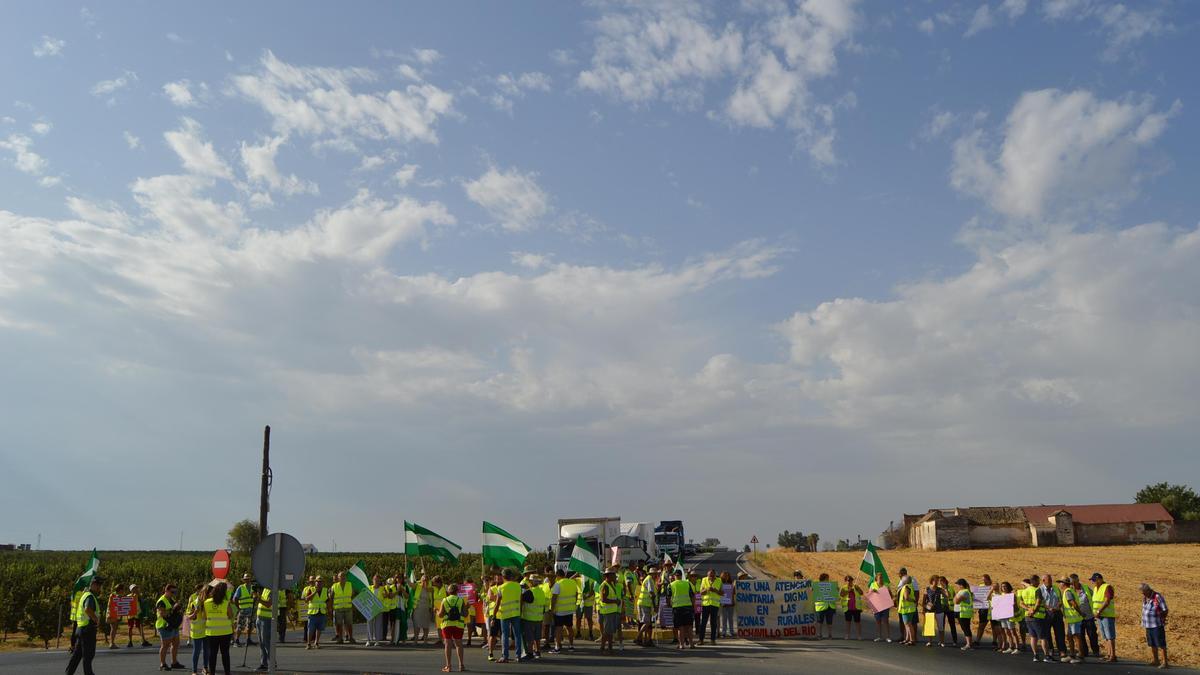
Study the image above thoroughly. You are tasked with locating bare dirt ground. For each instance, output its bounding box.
[760,544,1199,667]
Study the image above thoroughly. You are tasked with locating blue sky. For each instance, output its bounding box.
[1,0,1196,553]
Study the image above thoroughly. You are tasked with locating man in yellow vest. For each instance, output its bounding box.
[303,575,331,650]
[331,571,357,644]
[636,565,659,647]
[550,569,579,653]
[232,573,257,647]
[1089,572,1117,662]
[539,567,555,650]
[494,569,524,663]
[1018,576,1050,661]
[668,569,695,649]
[66,576,103,675]
[520,569,545,661]
[597,570,622,653]
[255,582,280,671]
[698,569,723,645]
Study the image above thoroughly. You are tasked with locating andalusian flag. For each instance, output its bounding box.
[567,536,601,583]
[347,560,371,593]
[73,549,100,591]
[406,562,416,585]
[481,521,531,569]
[859,543,890,585]
[404,521,462,562]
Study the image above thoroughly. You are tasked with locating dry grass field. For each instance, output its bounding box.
[759,544,1200,667]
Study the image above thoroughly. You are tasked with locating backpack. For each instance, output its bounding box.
[444,598,462,622]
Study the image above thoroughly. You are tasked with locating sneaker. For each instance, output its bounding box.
[873,638,882,642]
[487,655,495,662]
[549,648,561,654]
[234,641,243,648]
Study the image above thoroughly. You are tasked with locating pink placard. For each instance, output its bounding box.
[865,589,894,613]
[990,593,1015,620]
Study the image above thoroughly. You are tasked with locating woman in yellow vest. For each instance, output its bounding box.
[668,569,696,649]
[1059,577,1084,663]
[437,583,467,673]
[839,574,865,640]
[952,579,975,651]
[597,570,622,653]
[154,584,183,671]
[202,581,235,675]
[411,574,432,644]
[185,584,208,675]
[520,570,546,659]
[895,575,918,646]
[431,576,448,647]
[869,572,893,642]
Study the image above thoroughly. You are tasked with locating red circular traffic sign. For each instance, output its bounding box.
[211,549,231,579]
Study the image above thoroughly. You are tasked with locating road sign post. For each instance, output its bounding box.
[751,535,759,558]
[252,533,305,675]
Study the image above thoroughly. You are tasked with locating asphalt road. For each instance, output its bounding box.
[6,631,1189,675]
[684,551,752,577]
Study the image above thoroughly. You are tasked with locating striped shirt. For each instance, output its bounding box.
[1142,592,1168,629]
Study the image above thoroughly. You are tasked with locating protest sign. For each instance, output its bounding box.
[108,595,135,618]
[352,590,384,620]
[990,593,1015,620]
[865,588,893,613]
[735,579,816,639]
[458,583,477,605]
[971,586,991,610]
[657,596,673,628]
[813,582,838,607]
[923,612,937,637]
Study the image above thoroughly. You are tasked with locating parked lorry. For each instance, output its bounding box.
[654,520,685,561]
[556,517,621,572]
[612,521,658,566]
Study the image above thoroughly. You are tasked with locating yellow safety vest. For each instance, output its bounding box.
[331,582,353,610]
[598,581,620,615]
[1020,587,1045,619]
[896,585,916,614]
[1092,583,1115,618]
[307,587,328,615]
[155,594,173,630]
[838,584,862,612]
[638,577,657,608]
[297,587,310,615]
[70,591,84,623]
[257,588,278,619]
[75,591,95,627]
[1062,588,1082,624]
[440,595,466,629]
[204,599,232,637]
[521,585,546,622]
[496,581,522,620]
[954,589,973,619]
[701,577,723,608]
[187,595,206,639]
[581,579,596,608]
[236,584,255,611]
[539,582,552,613]
[670,580,693,608]
[433,587,448,627]
[555,578,579,614]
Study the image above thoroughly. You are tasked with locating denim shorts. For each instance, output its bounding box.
[1026,617,1046,639]
[1098,617,1116,640]
[158,628,179,640]
[1145,625,1166,648]
[899,612,917,625]
[874,609,890,621]
[818,608,836,624]
[307,614,327,633]
[1066,622,1082,635]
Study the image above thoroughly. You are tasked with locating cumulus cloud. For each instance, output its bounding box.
[164,117,233,179]
[239,135,318,196]
[90,70,138,97]
[123,131,142,149]
[33,36,65,57]
[488,72,551,113]
[950,89,1180,220]
[232,50,454,145]
[0,134,51,180]
[1041,0,1171,60]
[162,79,207,107]
[463,165,550,232]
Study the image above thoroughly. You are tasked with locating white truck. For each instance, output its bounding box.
[556,517,621,572]
[612,521,659,566]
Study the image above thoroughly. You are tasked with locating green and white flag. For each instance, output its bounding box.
[347,560,371,593]
[859,543,890,585]
[73,549,100,591]
[481,521,531,569]
[404,521,462,562]
[567,536,602,583]
[406,562,416,585]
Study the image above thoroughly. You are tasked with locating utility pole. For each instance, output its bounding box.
[259,425,271,543]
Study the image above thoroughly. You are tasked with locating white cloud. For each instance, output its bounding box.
[66,197,134,230]
[463,165,550,232]
[232,50,454,145]
[90,70,138,97]
[964,5,994,36]
[131,174,244,238]
[413,48,441,65]
[511,251,548,269]
[356,150,398,172]
[164,117,233,179]
[917,18,935,34]
[0,134,48,176]
[489,72,551,113]
[239,135,318,196]
[37,176,62,188]
[162,79,204,107]
[951,89,1180,220]
[392,163,418,187]
[1040,0,1171,60]
[33,36,65,57]
[123,131,142,149]
[30,121,52,136]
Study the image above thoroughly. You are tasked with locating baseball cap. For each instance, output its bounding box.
[1089,572,1103,581]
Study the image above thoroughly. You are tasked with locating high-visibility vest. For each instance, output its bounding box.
[581,579,596,608]
[155,594,174,630]
[521,585,546,622]
[598,581,621,615]
[257,588,278,619]
[1062,588,1083,624]
[433,587,448,627]
[539,581,552,613]
[331,582,353,610]
[70,591,84,623]
[838,584,862,612]
[235,584,255,611]
[1092,583,1115,618]
[896,585,916,614]
[815,582,830,612]
[440,595,466,629]
[297,587,310,616]
[670,580,693,608]
[498,581,522,620]
[701,577,723,608]
[1019,587,1045,619]
[187,595,206,639]
[555,578,579,614]
[307,587,328,615]
[954,589,973,619]
[75,591,95,627]
[638,577,657,608]
[204,599,232,637]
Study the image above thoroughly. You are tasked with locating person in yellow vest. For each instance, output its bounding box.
[66,576,102,675]
[868,571,892,642]
[895,575,918,646]
[539,567,555,650]
[203,580,236,675]
[431,575,448,647]
[1018,576,1050,661]
[484,570,503,661]
[437,582,467,673]
[520,569,546,660]
[952,579,975,651]
[255,581,286,671]
[636,565,659,646]
[1088,572,1117,662]
[597,570,622,653]
[185,583,208,675]
[231,574,257,648]
[668,569,695,649]
[303,575,332,650]
[277,587,291,644]
[364,575,385,647]
[550,568,579,653]
[493,569,524,663]
[1058,577,1084,663]
[330,571,357,644]
[839,574,865,640]
[621,565,637,627]
[155,583,183,671]
[68,587,83,652]
[297,576,312,644]
[698,569,723,645]
[577,576,596,641]
[410,574,433,644]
